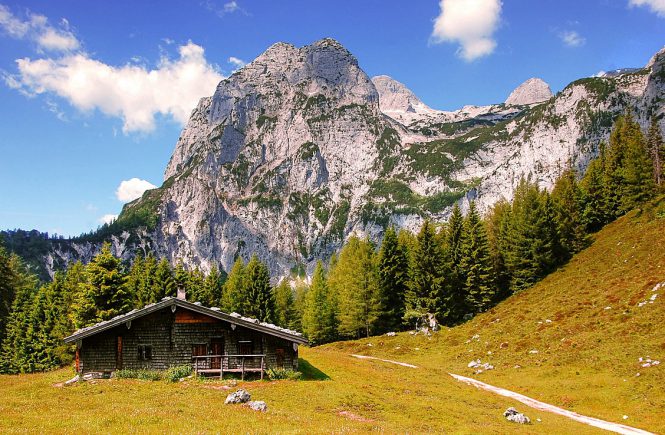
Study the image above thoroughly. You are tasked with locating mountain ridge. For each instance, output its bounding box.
[4,39,665,280]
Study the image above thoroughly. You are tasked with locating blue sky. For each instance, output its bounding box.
[0,0,663,237]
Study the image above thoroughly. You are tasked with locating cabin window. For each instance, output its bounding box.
[238,340,253,355]
[137,345,152,361]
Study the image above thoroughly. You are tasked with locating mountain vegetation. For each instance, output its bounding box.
[1,113,661,374]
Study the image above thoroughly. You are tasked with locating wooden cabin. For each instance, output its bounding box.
[63,296,307,379]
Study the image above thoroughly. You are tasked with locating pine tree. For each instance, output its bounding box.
[222,257,245,313]
[202,265,226,307]
[552,168,587,257]
[404,220,444,327]
[273,279,296,328]
[485,200,511,302]
[242,256,274,322]
[459,202,494,313]
[580,150,610,232]
[302,261,335,344]
[153,258,176,300]
[647,117,664,187]
[376,227,409,332]
[328,237,380,338]
[445,204,465,295]
[72,243,129,328]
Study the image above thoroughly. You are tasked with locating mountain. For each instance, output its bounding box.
[5,39,665,279]
[504,77,553,106]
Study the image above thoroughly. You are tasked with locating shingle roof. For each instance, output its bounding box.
[63,297,307,344]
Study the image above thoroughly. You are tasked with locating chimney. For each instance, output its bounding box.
[177,287,186,301]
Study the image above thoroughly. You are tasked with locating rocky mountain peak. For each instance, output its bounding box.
[505,77,553,106]
[646,46,665,69]
[372,75,433,115]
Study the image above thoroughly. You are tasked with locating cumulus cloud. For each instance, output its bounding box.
[629,0,665,16]
[559,30,586,47]
[0,4,79,52]
[99,214,118,225]
[431,0,502,61]
[228,56,246,71]
[203,0,247,17]
[6,42,224,132]
[116,178,157,203]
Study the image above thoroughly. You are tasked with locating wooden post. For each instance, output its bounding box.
[220,356,223,380]
[241,356,245,381]
[260,356,264,380]
[194,357,198,377]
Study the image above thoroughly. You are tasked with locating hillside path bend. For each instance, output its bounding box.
[349,354,654,435]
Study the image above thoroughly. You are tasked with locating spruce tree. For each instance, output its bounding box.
[73,243,129,327]
[302,261,335,344]
[445,204,465,294]
[376,227,409,332]
[202,265,226,307]
[647,117,664,187]
[485,200,511,302]
[273,279,296,329]
[459,202,494,313]
[222,257,245,313]
[620,115,655,211]
[551,169,587,258]
[580,152,610,232]
[405,220,444,328]
[329,237,380,338]
[153,258,176,300]
[242,255,275,322]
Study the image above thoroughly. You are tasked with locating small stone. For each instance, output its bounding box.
[604,306,612,310]
[529,349,539,354]
[248,401,268,412]
[64,375,80,386]
[225,389,251,404]
[623,415,628,420]
[504,407,531,424]
[468,359,481,368]
[545,319,552,323]
[385,332,396,336]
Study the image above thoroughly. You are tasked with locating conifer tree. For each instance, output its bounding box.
[187,267,206,303]
[405,220,444,327]
[242,255,274,322]
[376,227,409,332]
[302,261,335,344]
[445,204,465,295]
[202,265,226,307]
[153,258,176,300]
[222,257,245,313]
[329,237,380,338]
[485,200,511,302]
[552,168,587,256]
[273,279,296,329]
[73,243,129,328]
[580,150,610,232]
[174,261,189,294]
[459,202,494,313]
[647,117,664,187]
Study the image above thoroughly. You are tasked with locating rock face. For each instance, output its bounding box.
[505,78,553,106]
[25,41,665,279]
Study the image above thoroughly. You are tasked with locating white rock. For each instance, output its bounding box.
[505,78,553,106]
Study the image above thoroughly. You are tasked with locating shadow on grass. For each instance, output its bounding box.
[299,358,330,381]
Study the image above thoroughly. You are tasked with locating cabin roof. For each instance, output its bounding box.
[63,298,308,345]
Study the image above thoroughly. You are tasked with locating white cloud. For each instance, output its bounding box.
[6,42,224,133]
[99,214,118,225]
[0,4,80,52]
[629,0,665,17]
[228,56,246,71]
[431,0,502,61]
[116,178,157,202]
[203,0,247,17]
[559,30,586,47]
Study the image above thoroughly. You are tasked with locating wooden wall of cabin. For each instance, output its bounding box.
[78,306,299,373]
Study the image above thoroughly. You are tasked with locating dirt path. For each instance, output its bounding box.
[350,354,654,434]
[350,354,418,368]
[449,373,654,435]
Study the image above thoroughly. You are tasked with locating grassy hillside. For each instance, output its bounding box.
[332,196,665,432]
[0,198,663,433]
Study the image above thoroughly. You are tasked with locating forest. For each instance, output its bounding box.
[0,112,662,374]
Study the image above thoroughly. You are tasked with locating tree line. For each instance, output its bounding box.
[0,112,662,372]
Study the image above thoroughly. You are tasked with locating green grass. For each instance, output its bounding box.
[2,200,663,433]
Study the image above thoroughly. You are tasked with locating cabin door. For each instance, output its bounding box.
[115,336,123,370]
[210,338,224,369]
[192,343,207,370]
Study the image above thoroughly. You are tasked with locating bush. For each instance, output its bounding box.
[164,365,192,382]
[266,368,302,381]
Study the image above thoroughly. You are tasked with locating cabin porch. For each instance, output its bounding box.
[192,354,266,380]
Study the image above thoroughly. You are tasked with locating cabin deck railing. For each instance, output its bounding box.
[191,354,266,380]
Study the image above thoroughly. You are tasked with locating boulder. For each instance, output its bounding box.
[225,389,251,404]
[248,401,268,412]
[504,407,531,424]
[64,375,80,386]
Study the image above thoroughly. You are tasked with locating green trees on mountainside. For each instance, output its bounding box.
[0,113,662,372]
